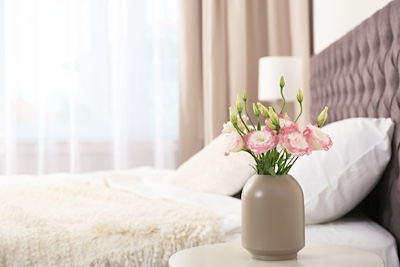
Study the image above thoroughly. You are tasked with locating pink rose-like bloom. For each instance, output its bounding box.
[278,114,296,129]
[304,124,333,151]
[243,127,278,155]
[224,132,245,156]
[280,129,312,157]
[266,114,298,134]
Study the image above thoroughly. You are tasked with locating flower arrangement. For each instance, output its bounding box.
[222,76,332,175]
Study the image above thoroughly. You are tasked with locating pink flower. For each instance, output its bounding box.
[266,114,298,134]
[243,127,278,155]
[303,124,333,151]
[221,115,249,134]
[224,132,245,156]
[280,129,312,157]
[278,114,296,129]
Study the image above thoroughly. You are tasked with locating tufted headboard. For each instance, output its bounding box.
[310,0,400,255]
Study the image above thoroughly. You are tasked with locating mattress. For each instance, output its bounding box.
[0,167,398,267]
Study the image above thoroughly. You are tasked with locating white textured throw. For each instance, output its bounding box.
[0,184,224,267]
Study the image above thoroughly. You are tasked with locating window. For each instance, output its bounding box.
[0,0,179,174]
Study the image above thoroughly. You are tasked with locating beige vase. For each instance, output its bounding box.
[241,174,305,261]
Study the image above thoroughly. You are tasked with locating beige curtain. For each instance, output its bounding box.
[178,0,311,164]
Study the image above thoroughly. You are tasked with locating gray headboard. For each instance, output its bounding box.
[310,0,400,255]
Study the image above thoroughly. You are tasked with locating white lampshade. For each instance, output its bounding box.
[258,56,302,101]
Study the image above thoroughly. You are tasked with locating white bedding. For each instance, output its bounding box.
[0,184,224,267]
[0,167,399,267]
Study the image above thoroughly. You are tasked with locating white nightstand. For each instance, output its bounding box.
[169,243,384,267]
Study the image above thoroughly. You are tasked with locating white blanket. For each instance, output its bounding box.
[0,184,224,267]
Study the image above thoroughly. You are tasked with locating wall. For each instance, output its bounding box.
[313,0,392,54]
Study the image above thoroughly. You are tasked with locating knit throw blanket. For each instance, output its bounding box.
[0,184,224,267]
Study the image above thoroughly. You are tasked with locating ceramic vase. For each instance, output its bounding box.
[241,174,305,261]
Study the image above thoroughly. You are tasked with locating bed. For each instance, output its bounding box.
[308,0,400,265]
[1,1,400,267]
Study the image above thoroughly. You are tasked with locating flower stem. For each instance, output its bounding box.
[295,101,303,123]
[243,99,256,130]
[239,113,251,133]
[233,123,246,137]
[279,85,286,114]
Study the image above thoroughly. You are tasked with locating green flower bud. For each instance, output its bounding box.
[229,107,237,125]
[257,102,269,118]
[317,106,328,127]
[268,107,280,126]
[236,94,243,113]
[265,121,277,131]
[280,76,285,88]
[252,103,259,116]
[242,91,247,101]
[297,88,303,103]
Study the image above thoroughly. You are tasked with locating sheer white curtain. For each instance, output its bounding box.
[0,0,179,175]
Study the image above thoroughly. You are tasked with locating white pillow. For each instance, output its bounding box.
[168,134,255,195]
[289,117,394,224]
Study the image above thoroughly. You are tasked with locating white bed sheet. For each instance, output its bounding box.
[305,217,399,267]
[1,166,399,267]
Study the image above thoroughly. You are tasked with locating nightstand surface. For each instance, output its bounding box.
[169,243,384,267]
